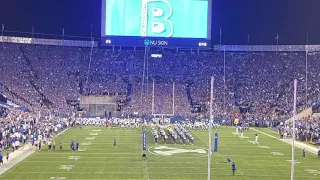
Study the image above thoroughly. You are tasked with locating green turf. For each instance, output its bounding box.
[0,126,319,180]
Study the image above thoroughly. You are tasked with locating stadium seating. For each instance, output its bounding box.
[0,42,319,144]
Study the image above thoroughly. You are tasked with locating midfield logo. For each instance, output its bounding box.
[149,146,206,156]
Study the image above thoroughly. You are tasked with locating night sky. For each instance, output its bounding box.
[0,0,319,45]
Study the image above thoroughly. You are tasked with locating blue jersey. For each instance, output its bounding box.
[114,138,116,143]
[227,157,231,163]
[0,154,3,161]
[232,163,236,170]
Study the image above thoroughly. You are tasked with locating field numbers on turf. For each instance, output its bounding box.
[81,142,91,146]
[305,169,320,175]
[86,137,95,140]
[78,148,87,152]
[59,165,74,171]
[271,152,284,156]
[92,129,101,132]
[50,177,66,180]
[286,160,301,164]
[90,133,98,136]
[68,156,81,161]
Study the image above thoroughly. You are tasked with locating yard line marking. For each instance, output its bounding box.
[68,156,81,161]
[81,142,91,146]
[305,169,320,176]
[271,152,284,156]
[49,177,66,180]
[285,160,301,164]
[59,165,74,171]
[86,137,95,140]
[2,178,320,180]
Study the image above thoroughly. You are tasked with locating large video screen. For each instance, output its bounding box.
[101,0,211,39]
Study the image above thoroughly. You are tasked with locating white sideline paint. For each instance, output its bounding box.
[59,165,74,171]
[92,129,101,132]
[251,128,319,155]
[258,146,270,149]
[90,133,98,136]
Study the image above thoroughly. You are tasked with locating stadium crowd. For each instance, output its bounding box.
[0,42,320,147]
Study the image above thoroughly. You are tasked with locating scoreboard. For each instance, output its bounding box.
[101,0,212,47]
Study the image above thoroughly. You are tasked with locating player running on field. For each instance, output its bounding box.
[302,148,306,158]
[253,133,259,145]
[112,137,117,147]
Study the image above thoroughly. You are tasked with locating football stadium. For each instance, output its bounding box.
[0,0,320,179]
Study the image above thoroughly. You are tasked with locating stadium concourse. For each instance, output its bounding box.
[0,42,320,179]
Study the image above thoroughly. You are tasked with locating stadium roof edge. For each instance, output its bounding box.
[2,35,320,51]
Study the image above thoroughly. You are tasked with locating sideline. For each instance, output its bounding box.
[0,128,69,176]
[251,128,319,155]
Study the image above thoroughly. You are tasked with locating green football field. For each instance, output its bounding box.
[0,126,319,180]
